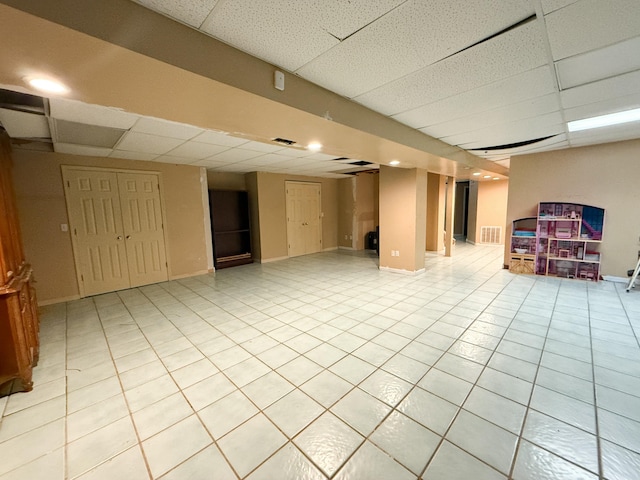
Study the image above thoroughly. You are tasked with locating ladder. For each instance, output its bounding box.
[626,257,640,292]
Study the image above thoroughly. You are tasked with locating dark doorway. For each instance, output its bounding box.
[454,181,469,239]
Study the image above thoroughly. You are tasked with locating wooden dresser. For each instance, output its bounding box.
[0,129,39,396]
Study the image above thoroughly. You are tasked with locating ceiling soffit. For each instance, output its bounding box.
[0,0,506,178]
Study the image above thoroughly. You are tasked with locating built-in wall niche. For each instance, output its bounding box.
[209,190,253,269]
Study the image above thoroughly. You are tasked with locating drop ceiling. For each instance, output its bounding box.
[0,0,639,178]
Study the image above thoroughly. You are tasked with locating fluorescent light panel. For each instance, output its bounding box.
[567,108,640,132]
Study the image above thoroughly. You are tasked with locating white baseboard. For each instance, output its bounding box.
[603,276,629,284]
[338,246,354,250]
[324,246,339,252]
[258,256,289,264]
[379,266,426,276]
[38,294,81,306]
[169,270,211,280]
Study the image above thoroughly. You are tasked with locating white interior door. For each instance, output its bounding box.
[64,169,130,296]
[118,172,168,287]
[64,167,168,296]
[286,182,321,257]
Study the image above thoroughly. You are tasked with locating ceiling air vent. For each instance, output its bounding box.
[272,137,296,146]
[332,157,350,161]
[349,160,372,166]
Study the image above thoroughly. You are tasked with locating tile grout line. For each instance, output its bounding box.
[586,283,604,480]
[83,295,155,480]
[506,278,561,480]
[157,275,342,479]
[63,301,70,480]
[122,287,242,480]
[12,245,633,479]
[415,273,540,479]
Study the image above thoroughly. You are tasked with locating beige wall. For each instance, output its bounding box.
[12,150,209,304]
[354,173,379,250]
[207,172,247,191]
[426,173,446,252]
[379,166,427,272]
[337,173,379,250]
[253,172,339,261]
[474,179,508,244]
[507,139,640,276]
[338,178,355,248]
[245,172,261,262]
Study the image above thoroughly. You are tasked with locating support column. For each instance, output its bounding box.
[379,165,427,274]
[445,176,456,257]
[426,173,446,252]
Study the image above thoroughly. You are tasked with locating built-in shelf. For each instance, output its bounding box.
[209,190,253,270]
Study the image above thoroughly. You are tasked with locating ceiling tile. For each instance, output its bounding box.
[192,158,230,167]
[563,92,640,123]
[133,0,219,28]
[0,108,49,138]
[192,130,249,147]
[560,69,640,109]
[211,163,256,173]
[312,0,404,40]
[166,141,229,159]
[115,131,185,154]
[556,36,640,89]
[446,112,564,149]
[568,122,640,147]
[297,0,534,99]
[545,0,640,60]
[201,0,339,71]
[110,150,158,161]
[279,147,315,158]
[207,148,264,163]
[304,152,336,161]
[240,141,286,153]
[151,155,194,164]
[393,66,557,128]
[249,153,297,164]
[422,94,561,140]
[131,117,203,140]
[354,21,548,116]
[48,98,138,129]
[55,143,112,157]
[540,0,579,14]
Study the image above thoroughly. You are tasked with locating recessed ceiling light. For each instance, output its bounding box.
[493,177,500,180]
[483,175,491,179]
[472,172,481,176]
[389,160,400,166]
[307,142,322,152]
[25,77,69,95]
[567,107,640,132]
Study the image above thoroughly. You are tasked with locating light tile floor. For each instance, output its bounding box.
[1,243,640,479]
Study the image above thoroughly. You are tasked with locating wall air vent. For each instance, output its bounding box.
[480,226,502,244]
[272,137,296,146]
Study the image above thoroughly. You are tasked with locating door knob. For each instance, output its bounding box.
[117,236,123,240]
[126,235,131,239]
